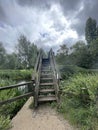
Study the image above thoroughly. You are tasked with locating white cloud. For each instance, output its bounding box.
[0,1,80,52]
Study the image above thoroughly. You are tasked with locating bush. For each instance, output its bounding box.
[59,65,89,79]
[59,73,98,130]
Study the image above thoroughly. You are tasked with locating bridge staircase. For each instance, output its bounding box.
[33,49,61,107]
[0,49,61,108]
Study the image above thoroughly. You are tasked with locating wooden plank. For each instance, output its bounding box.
[0,81,33,91]
[40,89,55,93]
[38,95,56,102]
[40,83,54,86]
[0,92,33,106]
[40,77,53,80]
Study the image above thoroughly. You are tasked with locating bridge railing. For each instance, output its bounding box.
[32,50,42,107]
[0,81,34,106]
[49,49,61,103]
[49,49,61,82]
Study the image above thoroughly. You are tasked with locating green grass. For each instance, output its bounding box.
[59,65,98,80]
[0,69,33,81]
[0,116,11,130]
[59,73,98,130]
[0,69,33,130]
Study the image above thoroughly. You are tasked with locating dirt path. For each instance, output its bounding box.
[10,97,74,130]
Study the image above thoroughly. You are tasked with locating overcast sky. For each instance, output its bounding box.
[0,0,98,52]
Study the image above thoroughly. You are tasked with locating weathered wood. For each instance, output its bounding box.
[0,92,33,106]
[32,50,42,81]
[0,81,33,91]
[33,50,42,107]
[49,49,60,103]
[38,95,56,102]
[49,49,62,93]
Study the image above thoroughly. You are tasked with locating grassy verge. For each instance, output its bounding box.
[59,73,98,130]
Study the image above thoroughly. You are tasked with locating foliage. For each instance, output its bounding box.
[0,42,6,69]
[0,116,11,130]
[4,53,17,69]
[0,69,32,130]
[58,65,95,80]
[0,69,33,81]
[16,35,38,69]
[70,41,93,68]
[56,44,69,65]
[85,17,98,44]
[59,73,98,130]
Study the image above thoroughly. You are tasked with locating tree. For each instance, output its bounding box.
[89,38,98,68]
[56,44,69,64]
[27,43,38,68]
[5,53,17,69]
[0,42,6,68]
[57,44,69,56]
[70,41,93,68]
[16,35,38,69]
[85,17,98,44]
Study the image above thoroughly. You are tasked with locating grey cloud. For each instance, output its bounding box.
[68,0,98,36]
[59,0,82,16]
[0,4,7,23]
[17,0,55,9]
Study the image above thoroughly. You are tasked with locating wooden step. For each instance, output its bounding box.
[40,83,54,86]
[41,70,52,74]
[40,89,55,93]
[41,70,51,72]
[41,72,52,75]
[42,64,50,66]
[40,77,53,80]
[38,95,56,102]
[41,73,52,77]
[42,66,50,68]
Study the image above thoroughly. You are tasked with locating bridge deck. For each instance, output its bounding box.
[10,97,74,130]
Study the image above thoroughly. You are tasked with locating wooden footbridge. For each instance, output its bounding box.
[0,49,61,108]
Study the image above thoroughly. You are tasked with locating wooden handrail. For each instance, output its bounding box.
[0,92,33,106]
[0,81,34,106]
[49,49,60,103]
[49,49,61,80]
[32,50,42,107]
[0,81,33,91]
[32,50,42,80]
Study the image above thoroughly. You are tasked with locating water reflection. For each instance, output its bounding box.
[18,81,28,94]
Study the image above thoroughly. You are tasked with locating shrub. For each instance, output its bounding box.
[59,73,98,130]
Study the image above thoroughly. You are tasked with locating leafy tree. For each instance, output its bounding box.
[85,17,98,44]
[89,38,98,68]
[57,44,69,56]
[0,42,6,68]
[16,35,38,69]
[70,41,93,68]
[56,44,69,64]
[27,43,38,68]
[5,53,17,69]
